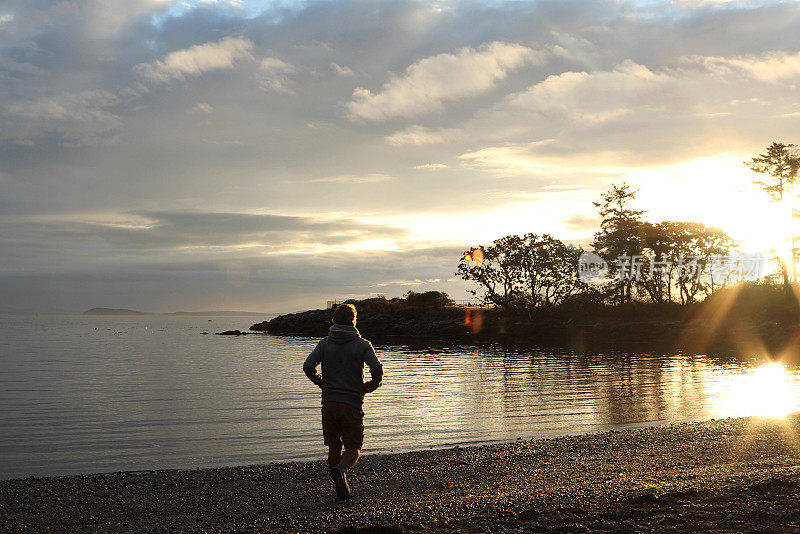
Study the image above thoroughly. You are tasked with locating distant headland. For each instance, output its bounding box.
[84,308,266,316]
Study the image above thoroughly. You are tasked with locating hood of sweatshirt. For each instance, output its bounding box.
[328,323,360,344]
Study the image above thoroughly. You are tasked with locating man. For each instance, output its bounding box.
[303,303,383,501]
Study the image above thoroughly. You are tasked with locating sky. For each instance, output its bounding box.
[1,0,799,313]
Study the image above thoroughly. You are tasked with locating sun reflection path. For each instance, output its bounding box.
[711,362,800,419]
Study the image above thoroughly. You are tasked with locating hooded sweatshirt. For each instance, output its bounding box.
[303,324,383,409]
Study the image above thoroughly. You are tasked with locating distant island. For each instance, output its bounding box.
[84,308,266,316]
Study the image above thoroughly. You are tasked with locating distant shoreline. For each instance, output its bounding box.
[3,415,799,532]
[83,307,269,316]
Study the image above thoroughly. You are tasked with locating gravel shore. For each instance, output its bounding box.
[3,415,800,533]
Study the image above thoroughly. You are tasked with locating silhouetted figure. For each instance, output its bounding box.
[303,303,383,501]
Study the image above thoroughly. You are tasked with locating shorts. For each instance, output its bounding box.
[322,401,364,450]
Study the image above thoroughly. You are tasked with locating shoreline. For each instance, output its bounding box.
[4,415,800,532]
[248,297,800,357]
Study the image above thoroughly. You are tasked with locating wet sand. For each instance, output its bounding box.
[3,415,800,533]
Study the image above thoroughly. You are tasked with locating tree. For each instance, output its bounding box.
[746,142,800,284]
[637,221,735,304]
[592,183,646,305]
[403,291,455,308]
[746,142,800,201]
[670,222,735,304]
[457,235,523,308]
[457,233,583,309]
[694,225,737,298]
[517,233,585,307]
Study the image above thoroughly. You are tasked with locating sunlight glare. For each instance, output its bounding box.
[711,362,800,419]
[631,154,789,255]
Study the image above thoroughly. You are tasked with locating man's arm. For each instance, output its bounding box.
[303,340,324,388]
[362,342,383,394]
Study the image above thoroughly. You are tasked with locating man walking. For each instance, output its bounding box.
[303,303,383,501]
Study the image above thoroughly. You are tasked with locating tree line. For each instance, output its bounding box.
[458,142,799,309]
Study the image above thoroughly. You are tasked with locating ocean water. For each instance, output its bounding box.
[1,313,800,481]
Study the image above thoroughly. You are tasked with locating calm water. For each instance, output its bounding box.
[1,313,800,481]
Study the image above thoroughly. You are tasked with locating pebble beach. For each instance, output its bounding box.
[3,415,800,533]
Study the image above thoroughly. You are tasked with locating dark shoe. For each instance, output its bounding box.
[331,466,350,501]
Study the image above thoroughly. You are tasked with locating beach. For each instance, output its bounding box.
[3,414,800,533]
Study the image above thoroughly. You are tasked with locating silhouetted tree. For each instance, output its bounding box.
[517,233,585,307]
[637,222,735,304]
[592,183,646,305]
[746,142,800,284]
[672,223,735,304]
[457,235,523,308]
[457,234,583,309]
[746,142,800,201]
[403,291,455,308]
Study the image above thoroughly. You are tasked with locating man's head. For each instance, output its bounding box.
[332,303,357,326]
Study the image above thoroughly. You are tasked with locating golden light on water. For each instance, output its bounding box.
[711,362,800,419]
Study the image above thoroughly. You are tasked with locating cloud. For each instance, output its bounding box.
[7,90,120,122]
[258,56,297,94]
[503,60,672,125]
[563,214,601,232]
[196,0,244,7]
[385,125,449,146]
[4,90,122,145]
[370,278,442,287]
[307,173,393,184]
[331,62,355,77]
[134,37,254,83]
[4,0,800,312]
[690,49,800,81]
[457,141,623,177]
[346,41,544,122]
[190,102,214,114]
[2,211,410,268]
[421,50,800,171]
[260,57,295,73]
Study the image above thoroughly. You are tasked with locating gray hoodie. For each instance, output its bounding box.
[303,324,383,409]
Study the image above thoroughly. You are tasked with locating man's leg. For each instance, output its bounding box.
[331,446,357,501]
[329,403,363,501]
[327,444,342,469]
[338,448,360,469]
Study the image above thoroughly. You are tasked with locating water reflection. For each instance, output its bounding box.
[366,347,800,455]
[3,314,800,480]
[710,362,800,418]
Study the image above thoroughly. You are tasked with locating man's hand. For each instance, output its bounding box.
[363,380,380,394]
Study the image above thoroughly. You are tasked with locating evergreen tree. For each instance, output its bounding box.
[592,183,646,305]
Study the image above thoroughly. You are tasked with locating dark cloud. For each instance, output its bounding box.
[0,210,409,273]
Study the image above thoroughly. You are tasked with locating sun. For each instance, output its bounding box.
[631,154,794,262]
[376,153,798,264]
